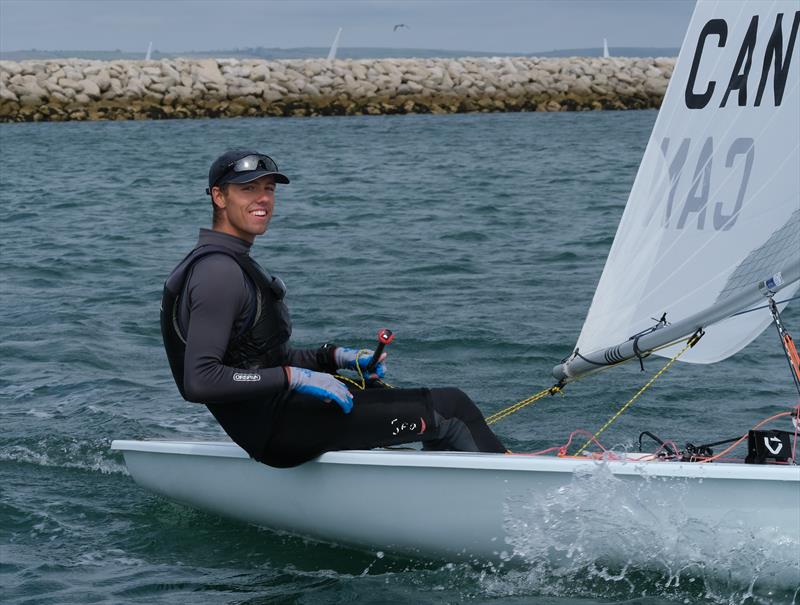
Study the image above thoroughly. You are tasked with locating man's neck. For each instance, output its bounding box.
[212,224,255,244]
[198,228,253,253]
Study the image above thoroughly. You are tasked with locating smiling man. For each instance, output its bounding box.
[160,149,506,467]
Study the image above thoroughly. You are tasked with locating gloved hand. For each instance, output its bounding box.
[285,367,353,414]
[334,347,387,378]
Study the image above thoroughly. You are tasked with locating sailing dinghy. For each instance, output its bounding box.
[112,0,800,577]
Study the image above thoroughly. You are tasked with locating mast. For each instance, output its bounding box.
[553,260,800,381]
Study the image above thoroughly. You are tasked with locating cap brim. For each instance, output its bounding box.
[224,170,290,185]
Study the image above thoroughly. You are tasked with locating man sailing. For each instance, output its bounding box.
[160,149,506,467]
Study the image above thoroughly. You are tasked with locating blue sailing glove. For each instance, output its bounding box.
[285,367,353,414]
[334,347,387,379]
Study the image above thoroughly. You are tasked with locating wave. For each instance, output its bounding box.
[0,443,128,476]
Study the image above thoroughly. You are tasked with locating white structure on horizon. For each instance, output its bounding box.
[603,38,610,58]
[327,28,342,61]
[145,41,153,61]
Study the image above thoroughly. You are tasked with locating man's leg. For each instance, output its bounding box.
[422,387,506,453]
[260,387,505,467]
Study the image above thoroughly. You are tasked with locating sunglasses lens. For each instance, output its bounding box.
[233,155,277,173]
[236,156,259,171]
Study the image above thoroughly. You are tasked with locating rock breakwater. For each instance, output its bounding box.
[0,56,674,122]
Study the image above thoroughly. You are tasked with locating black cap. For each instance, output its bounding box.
[207,149,290,194]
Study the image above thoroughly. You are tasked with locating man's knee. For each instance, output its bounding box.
[430,387,482,422]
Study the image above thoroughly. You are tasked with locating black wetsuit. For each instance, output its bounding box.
[161,229,506,467]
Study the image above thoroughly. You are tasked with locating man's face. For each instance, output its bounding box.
[212,175,276,242]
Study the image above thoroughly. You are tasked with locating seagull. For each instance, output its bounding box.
[393,24,410,31]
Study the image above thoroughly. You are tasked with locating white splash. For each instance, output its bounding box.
[496,461,799,602]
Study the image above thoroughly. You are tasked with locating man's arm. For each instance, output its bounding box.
[284,346,335,371]
[182,255,287,404]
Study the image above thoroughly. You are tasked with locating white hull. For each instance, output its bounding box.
[112,440,800,583]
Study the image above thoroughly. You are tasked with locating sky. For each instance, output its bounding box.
[0,0,696,54]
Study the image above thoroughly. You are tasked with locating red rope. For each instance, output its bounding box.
[698,407,797,463]
[507,404,800,464]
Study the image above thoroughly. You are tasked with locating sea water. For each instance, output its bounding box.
[1,111,797,604]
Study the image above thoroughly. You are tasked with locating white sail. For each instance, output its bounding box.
[575,0,800,365]
[327,27,343,61]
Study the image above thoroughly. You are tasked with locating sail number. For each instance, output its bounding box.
[685,11,799,109]
[659,136,754,231]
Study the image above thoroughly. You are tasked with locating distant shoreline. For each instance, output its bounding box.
[0,56,675,123]
[0,46,680,62]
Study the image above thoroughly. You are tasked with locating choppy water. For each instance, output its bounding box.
[1,111,798,604]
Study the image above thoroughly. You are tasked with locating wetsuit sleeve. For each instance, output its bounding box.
[284,346,332,371]
[182,255,288,404]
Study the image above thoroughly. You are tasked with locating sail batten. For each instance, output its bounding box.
[555,0,800,381]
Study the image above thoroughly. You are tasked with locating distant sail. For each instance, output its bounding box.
[556,0,800,379]
[145,41,153,61]
[327,28,343,61]
[603,38,610,58]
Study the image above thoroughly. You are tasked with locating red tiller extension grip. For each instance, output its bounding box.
[366,328,394,373]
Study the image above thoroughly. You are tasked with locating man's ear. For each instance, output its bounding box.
[211,186,227,210]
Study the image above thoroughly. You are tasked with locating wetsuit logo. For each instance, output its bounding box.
[233,373,261,382]
[390,417,426,436]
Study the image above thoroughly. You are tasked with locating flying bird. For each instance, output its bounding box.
[393,24,410,31]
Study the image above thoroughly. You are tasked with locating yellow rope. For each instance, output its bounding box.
[486,383,564,425]
[574,332,702,455]
[337,349,563,423]
[335,349,393,390]
[335,330,700,439]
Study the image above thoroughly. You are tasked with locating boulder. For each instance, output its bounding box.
[94,70,112,92]
[614,71,634,84]
[0,85,18,102]
[161,61,181,81]
[175,84,195,99]
[251,63,270,82]
[312,75,334,89]
[0,61,22,76]
[644,77,668,96]
[19,94,44,108]
[193,59,225,86]
[351,63,367,80]
[80,79,102,99]
[58,77,82,91]
[10,75,47,99]
[44,79,64,94]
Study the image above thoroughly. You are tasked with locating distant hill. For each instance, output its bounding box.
[531,47,678,58]
[0,46,678,62]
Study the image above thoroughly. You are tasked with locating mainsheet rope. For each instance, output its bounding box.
[574,329,704,455]
[485,331,704,432]
[336,336,702,441]
[333,321,794,461]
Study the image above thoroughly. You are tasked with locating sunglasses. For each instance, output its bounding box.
[208,154,281,193]
[226,154,279,174]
